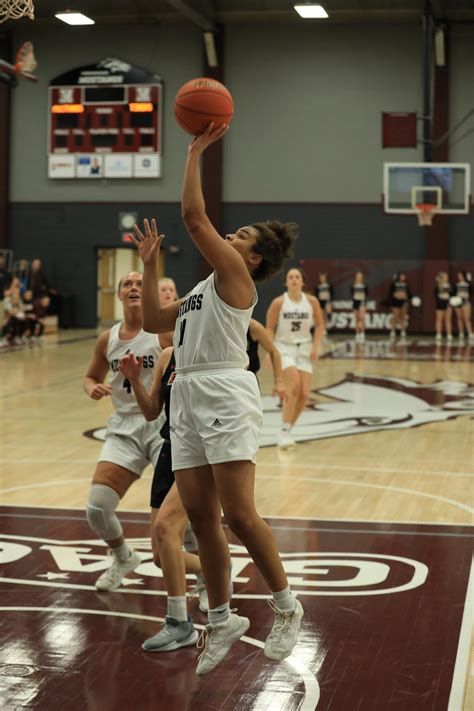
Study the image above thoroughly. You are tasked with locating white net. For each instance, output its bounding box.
[0,0,34,23]
[416,206,435,227]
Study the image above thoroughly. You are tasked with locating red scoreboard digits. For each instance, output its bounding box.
[48,58,163,179]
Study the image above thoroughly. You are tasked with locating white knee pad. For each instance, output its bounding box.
[86,484,123,541]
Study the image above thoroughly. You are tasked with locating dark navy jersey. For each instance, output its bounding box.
[247,328,260,374]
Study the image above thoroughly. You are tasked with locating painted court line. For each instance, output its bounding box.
[0,606,320,710]
[447,557,474,711]
[1,503,472,528]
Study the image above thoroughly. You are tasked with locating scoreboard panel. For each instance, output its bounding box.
[48,59,163,179]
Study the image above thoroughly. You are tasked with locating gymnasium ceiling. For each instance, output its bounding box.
[5,1,474,28]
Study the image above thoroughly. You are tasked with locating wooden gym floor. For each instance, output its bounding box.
[0,331,473,710]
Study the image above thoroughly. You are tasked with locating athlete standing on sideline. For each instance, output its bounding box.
[132,123,304,677]
[351,271,368,343]
[266,268,323,449]
[314,272,333,340]
[389,272,411,341]
[452,271,473,343]
[434,271,452,342]
[83,272,173,591]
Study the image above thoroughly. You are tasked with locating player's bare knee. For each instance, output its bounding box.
[224,510,257,538]
[154,514,178,544]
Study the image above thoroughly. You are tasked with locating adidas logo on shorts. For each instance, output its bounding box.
[212,418,222,427]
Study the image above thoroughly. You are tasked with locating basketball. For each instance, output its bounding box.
[450,295,462,307]
[411,296,422,307]
[174,77,234,136]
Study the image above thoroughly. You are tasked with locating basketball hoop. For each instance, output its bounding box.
[0,0,34,23]
[415,203,436,227]
[15,41,36,73]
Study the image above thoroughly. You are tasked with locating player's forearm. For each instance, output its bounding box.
[181,148,206,224]
[141,263,164,333]
[83,377,98,398]
[270,347,283,385]
[130,379,160,420]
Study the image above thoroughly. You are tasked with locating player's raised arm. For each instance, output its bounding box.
[181,125,255,297]
[131,219,182,333]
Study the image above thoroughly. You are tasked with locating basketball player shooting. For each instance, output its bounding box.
[130,122,304,677]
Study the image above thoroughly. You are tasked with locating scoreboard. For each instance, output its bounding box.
[48,58,162,179]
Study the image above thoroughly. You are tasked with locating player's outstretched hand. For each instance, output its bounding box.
[189,122,229,155]
[119,353,142,383]
[130,218,165,266]
[90,383,112,400]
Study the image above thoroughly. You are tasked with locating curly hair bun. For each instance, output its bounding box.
[251,220,299,282]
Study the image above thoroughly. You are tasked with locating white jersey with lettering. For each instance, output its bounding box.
[107,322,162,415]
[275,292,314,345]
[173,272,257,371]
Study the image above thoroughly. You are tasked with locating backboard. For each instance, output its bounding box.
[383,162,471,215]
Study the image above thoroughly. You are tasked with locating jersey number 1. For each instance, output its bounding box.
[178,319,187,348]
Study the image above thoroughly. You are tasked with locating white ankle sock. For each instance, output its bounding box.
[271,586,296,613]
[168,596,188,622]
[208,602,230,626]
[112,542,132,562]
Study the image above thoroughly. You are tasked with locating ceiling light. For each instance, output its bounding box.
[294,4,329,19]
[55,12,95,25]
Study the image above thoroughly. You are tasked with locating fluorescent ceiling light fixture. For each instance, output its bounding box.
[55,12,95,25]
[294,4,329,18]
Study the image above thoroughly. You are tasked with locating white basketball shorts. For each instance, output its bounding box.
[275,340,313,374]
[170,368,263,471]
[98,412,164,476]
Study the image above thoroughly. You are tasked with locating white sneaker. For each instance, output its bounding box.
[142,616,198,652]
[264,598,304,660]
[183,521,198,553]
[95,549,141,591]
[435,334,442,343]
[191,563,233,614]
[446,334,453,343]
[277,431,295,449]
[196,612,250,676]
[389,331,396,341]
[192,572,209,613]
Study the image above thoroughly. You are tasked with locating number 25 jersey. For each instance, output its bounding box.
[107,322,162,415]
[276,292,314,345]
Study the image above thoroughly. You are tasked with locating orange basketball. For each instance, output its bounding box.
[174,77,234,136]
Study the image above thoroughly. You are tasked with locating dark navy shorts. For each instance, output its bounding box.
[150,440,175,509]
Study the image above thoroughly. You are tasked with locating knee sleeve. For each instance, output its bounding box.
[86,484,123,541]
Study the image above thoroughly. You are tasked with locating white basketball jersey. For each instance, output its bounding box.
[276,292,314,345]
[107,323,162,415]
[173,272,257,371]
